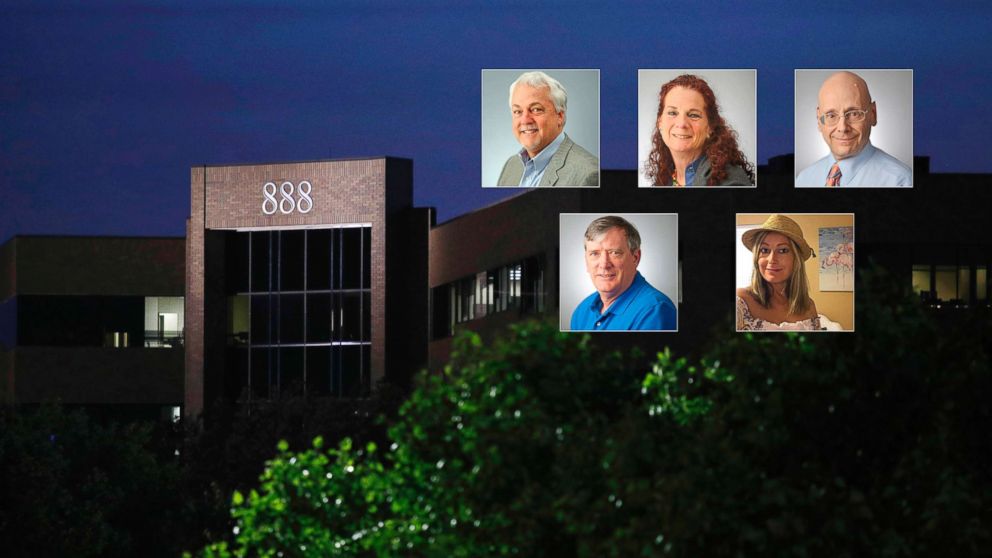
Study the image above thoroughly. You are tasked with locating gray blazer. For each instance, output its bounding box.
[497,134,599,187]
[687,157,752,186]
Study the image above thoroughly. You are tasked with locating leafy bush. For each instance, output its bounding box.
[0,405,184,558]
[0,386,404,556]
[195,267,991,557]
[178,383,405,550]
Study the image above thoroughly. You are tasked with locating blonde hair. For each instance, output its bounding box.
[747,231,812,317]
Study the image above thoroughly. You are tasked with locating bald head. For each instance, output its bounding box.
[820,71,873,105]
[816,71,877,160]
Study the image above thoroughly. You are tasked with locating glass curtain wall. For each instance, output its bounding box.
[226,227,371,400]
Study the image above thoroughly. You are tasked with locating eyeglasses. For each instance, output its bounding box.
[819,109,870,126]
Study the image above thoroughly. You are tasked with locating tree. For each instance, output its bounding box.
[178,384,405,551]
[195,266,991,557]
[0,404,184,558]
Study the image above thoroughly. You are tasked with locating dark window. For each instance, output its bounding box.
[250,231,272,292]
[362,295,371,340]
[339,228,363,290]
[279,294,304,344]
[17,295,144,347]
[250,295,272,345]
[340,292,363,341]
[362,227,372,289]
[226,232,250,293]
[280,230,306,292]
[307,229,331,290]
[224,227,372,400]
[306,293,332,343]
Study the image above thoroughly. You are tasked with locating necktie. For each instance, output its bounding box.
[826,163,841,187]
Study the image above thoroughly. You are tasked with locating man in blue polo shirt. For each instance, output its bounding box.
[570,216,677,331]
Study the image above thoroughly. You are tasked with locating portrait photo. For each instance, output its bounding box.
[481,69,600,188]
[560,213,678,332]
[795,69,913,187]
[637,69,756,187]
[735,213,855,332]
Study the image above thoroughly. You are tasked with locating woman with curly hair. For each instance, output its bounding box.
[644,74,754,186]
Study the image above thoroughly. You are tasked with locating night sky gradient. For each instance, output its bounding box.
[3,1,990,244]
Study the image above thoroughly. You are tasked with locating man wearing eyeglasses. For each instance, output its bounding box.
[796,71,912,187]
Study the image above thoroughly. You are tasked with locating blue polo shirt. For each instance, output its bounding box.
[570,272,677,331]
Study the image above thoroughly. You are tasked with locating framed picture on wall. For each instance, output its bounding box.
[819,226,854,292]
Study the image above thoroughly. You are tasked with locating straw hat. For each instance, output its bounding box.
[741,214,815,261]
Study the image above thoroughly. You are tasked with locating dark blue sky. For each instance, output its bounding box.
[2,1,990,244]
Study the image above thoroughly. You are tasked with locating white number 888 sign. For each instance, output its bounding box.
[262,181,314,215]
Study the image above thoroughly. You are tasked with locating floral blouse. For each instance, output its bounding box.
[736,296,821,331]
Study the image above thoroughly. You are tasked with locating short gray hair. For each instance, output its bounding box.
[584,216,641,252]
[508,71,568,114]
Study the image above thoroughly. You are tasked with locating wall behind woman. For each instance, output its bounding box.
[736,213,855,331]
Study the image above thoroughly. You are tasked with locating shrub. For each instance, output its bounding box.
[196,267,991,557]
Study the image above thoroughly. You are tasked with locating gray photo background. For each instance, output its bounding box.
[794,69,913,179]
[559,213,679,330]
[481,69,600,187]
[637,69,757,188]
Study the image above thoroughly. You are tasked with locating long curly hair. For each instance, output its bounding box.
[644,74,754,186]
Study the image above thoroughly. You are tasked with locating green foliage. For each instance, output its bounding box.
[0,404,184,558]
[178,383,404,550]
[196,266,991,557]
[196,324,726,557]
[0,386,404,557]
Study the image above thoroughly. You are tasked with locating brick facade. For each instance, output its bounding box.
[185,157,423,416]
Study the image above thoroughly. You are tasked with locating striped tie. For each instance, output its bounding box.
[826,163,841,187]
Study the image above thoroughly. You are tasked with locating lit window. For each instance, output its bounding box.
[144,296,185,348]
[436,256,546,337]
[934,266,957,302]
[911,265,931,297]
[977,267,988,302]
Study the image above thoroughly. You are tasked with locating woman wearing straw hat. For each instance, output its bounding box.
[736,215,821,331]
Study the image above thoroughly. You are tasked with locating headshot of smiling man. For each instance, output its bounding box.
[482,69,600,188]
[795,69,913,187]
[560,214,678,332]
[637,69,756,188]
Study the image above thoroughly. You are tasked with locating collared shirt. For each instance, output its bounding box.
[796,142,912,187]
[570,271,677,331]
[518,131,566,187]
[681,154,705,186]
